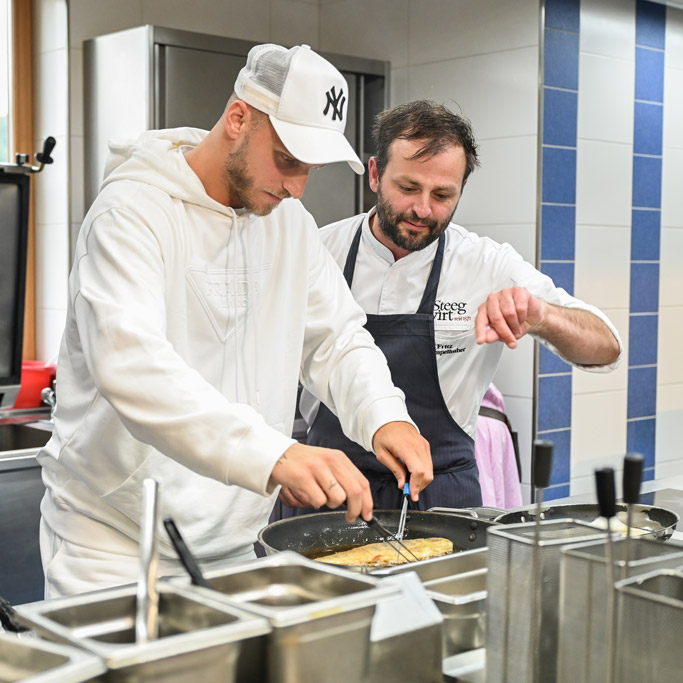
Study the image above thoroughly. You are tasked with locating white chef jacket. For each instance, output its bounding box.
[301,209,623,439]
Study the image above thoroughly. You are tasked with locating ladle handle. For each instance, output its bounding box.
[164,517,211,589]
[532,440,553,491]
[136,478,160,643]
[622,453,644,505]
[595,467,617,520]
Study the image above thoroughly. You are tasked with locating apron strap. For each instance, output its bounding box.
[342,220,364,286]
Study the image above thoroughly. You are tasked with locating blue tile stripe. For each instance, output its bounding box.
[628,0,665,471]
[537,0,580,495]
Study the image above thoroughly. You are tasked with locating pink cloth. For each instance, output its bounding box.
[474,384,523,509]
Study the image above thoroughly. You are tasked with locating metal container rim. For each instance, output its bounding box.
[487,517,606,546]
[15,583,272,666]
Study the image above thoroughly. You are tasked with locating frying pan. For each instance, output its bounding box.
[493,503,679,540]
[257,510,495,573]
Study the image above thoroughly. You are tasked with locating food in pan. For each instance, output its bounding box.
[587,511,663,537]
[314,537,454,567]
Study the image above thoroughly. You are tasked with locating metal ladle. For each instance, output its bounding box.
[530,440,553,683]
[622,453,644,580]
[595,467,617,683]
[136,478,160,643]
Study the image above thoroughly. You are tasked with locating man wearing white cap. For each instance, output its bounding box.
[37,44,432,597]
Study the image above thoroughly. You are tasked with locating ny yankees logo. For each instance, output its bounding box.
[323,86,346,121]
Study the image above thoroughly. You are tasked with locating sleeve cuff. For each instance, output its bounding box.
[358,396,417,452]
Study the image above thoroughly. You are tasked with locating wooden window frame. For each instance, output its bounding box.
[12,0,35,359]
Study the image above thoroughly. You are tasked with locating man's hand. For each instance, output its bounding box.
[475,286,620,365]
[475,287,545,349]
[372,421,433,501]
[269,443,373,522]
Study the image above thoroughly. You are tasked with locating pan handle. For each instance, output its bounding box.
[427,507,479,518]
[427,506,506,521]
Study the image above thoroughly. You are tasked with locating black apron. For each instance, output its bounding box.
[299,222,481,512]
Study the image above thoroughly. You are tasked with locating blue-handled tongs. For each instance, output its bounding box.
[396,482,410,541]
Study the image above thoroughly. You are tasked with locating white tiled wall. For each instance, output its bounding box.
[29,1,682,497]
[33,0,69,363]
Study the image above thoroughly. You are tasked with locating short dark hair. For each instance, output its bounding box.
[372,100,480,181]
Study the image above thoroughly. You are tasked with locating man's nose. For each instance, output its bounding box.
[412,193,432,219]
[283,172,309,199]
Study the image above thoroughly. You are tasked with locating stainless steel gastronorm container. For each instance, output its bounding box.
[15,583,271,682]
[424,568,487,657]
[614,567,683,683]
[172,551,397,683]
[486,519,606,683]
[0,632,106,682]
[558,537,683,683]
[371,548,488,683]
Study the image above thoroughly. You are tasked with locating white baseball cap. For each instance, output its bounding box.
[235,44,364,175]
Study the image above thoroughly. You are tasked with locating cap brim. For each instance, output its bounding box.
[270,117,365,175]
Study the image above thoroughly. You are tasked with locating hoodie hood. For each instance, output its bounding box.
[101,127,232,215]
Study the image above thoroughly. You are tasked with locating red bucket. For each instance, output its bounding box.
[13,361,56,409]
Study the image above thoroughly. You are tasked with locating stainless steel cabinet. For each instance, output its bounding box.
[84,26,388,228]
[0,423,52,605]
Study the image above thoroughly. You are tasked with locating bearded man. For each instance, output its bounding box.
[291,100,622,511]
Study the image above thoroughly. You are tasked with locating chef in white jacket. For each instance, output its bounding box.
[293,100,622,511]
[37,44,432,598]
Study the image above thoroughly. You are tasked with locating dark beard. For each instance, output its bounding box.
[376,186,455,253]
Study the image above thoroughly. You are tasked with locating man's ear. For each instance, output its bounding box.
[368,156,380,193]
[223,100,249,140]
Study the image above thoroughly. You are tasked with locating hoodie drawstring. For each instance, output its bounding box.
[246,215,260,406]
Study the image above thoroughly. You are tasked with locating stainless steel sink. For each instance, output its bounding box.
[0,422,52,452]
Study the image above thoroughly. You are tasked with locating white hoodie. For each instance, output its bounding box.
[38,128,410,561]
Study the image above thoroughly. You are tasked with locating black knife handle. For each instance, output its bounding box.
[595,468,617,519]
[532,440,554,490]
[623,453,644,505]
